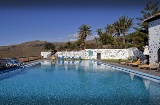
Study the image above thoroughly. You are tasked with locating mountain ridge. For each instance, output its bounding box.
[0,40,95,58]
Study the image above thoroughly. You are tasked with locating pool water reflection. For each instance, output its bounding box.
[0,60,160,105]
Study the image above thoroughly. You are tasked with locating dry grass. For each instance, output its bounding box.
[0,40,46,58]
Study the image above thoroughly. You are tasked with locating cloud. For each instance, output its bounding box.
[67,33,79,42]
[59,34,99,42]
[67,33,79,38]
[69,39,77,42]
[86,35,99,40]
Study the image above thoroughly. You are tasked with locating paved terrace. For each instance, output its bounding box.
[101,61,160,77]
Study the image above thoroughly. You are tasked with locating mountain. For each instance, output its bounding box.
[0,40,65,58]
[0,40,96,58]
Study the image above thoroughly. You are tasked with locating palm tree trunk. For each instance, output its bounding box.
[123,32,126,44]
[82,39,85,50]
[117,33,120,48]
[123,36,125,44]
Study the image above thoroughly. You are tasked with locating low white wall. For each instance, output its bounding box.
[41,47,145,60]
[41,52,51,58]
[84,49,129,59]
[56,49,129,59]
[56,50,85,58]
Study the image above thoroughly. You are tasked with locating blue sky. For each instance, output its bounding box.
[0,0,159,46]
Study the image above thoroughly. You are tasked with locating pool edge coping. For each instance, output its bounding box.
[96,60,160,83]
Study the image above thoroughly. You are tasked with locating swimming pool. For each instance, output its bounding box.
[0,60,160,105]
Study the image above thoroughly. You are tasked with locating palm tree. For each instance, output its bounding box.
[113,21,121,43]
[113,16,133,44]
[78,24,92,49]
[120,16,133,43]
[94,36,98,48]
[105,24,115,37]
[96,28,103,36]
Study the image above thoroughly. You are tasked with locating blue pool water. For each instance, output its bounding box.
[0,60,160,105]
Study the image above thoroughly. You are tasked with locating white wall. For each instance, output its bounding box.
[148,18,160,64]
[54,48,144,60]
[84,49,129,59]
[56,51,84,59]
[41,52,51,58]
[41,48,144,60]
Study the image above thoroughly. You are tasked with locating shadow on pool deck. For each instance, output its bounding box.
[100,61,160,77]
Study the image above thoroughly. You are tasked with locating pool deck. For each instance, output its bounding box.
[102,61,160,77]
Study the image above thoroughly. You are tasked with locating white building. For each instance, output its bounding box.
[144,13,160,64]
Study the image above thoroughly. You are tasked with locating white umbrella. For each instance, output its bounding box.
[143,45,149,55]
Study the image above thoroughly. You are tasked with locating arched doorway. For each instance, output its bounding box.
[158,48,160,63]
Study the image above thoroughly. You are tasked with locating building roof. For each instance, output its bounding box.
[143,12,160,22]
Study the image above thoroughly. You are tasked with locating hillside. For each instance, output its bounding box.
[0,40,65,58]
[0,40,96,58]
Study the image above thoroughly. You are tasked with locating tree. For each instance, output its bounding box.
[75,39,83,50]
[113,16,133,44]
[43,42,55,50]
[95,27,115,47]
[94,36,98,48]
[120,16,133,44]
[113,21,121,44]
[126,31,144,50]
[134,1,160,45]
[100,33,114,45]
[78,24,92,49]
[105,24,115,37]
[95,28,103,48]
[57,45,65,51]
[96,28,103,36]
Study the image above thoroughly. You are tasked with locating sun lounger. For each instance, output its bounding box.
[139,64,158,70]
[149,64,158,70]
[127,59,141,66]
[120,62,126,65]
[139,64,149,69]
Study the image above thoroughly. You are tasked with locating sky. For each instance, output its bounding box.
[0,0,159,46]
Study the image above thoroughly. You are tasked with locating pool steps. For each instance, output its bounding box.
[97,61,160,83]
